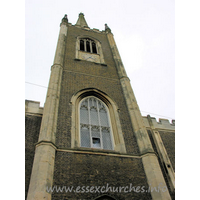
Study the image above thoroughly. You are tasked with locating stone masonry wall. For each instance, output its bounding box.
[147,130,175,200]
[25,115,42,199]
[159,131,175,172]
[52,25,152,199]
[52,152,152,200]
[25,23,175,199]
[55,25,140,155]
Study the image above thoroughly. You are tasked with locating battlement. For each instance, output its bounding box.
[25,100,43,116]
[143,115,175,131]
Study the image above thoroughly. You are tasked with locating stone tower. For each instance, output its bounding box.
[26,13,174,200]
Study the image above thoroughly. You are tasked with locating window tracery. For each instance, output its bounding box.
[79,38,97,54]
[76,36,105,64]
[79,96,113,150]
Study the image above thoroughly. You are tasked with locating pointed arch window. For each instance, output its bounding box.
[76,36,106,64]
[86,40,91,52]
[92,42,97,54]
[79,38,97,54]
[79,96,113,150]
[71,89,126,153]
[80,39,84,51]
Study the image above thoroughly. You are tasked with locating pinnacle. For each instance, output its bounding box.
[75,12,89,28]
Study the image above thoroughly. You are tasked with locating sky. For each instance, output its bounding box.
[2,1,200,197]
[25,0,175,121]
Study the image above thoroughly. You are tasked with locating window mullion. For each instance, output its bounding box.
[106,106,114,150]
[84,39,86,52]
[88,99,92,148]
[90,40,93,53]
[96,100,103,149]
[95,43,98,54]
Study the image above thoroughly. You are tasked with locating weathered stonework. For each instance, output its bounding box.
[25,109,42,199]
[25,100,175,200]
[25,13,175,200]
[27,15,68,200]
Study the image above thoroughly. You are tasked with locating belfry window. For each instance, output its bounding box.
[79,96,113,150]
[80,40,84,51]
[86,41,90,52]
[79,38,97,54]
[92,42,97,54]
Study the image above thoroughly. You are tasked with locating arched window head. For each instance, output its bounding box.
[76,36,105,64]
[79,38,97,54]
[86,40,91,52]
[92,42,97,54]
[70,88,126,153]
[79,96,113,150]
[94,195,116,200]
[80,39,84,51]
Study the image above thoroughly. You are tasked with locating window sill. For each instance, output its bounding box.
[74,58,107,66]
[73,147,120,154]
[79,50,99,56]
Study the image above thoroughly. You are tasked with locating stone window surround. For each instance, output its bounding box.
[70,88,126,153]
[79,96,114,150]
[79,38,97,54]
[75,35,105,64]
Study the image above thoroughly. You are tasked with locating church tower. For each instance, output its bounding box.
[26,13,174,200]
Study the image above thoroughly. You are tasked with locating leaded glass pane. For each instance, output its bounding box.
[98,101,105,109]
[99,109,109,127]
[82,99,88,107]
[90,108,99,126]
[89,98,93,108]
[91,126,100,138]
[98,101,102,109]
[80,126,90,147]
[80,107,89,124]
[80,96,113,150]
[102,128,112,150]
[93,98,97,108]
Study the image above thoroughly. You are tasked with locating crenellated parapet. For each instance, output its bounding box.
[25,100,43,116]
[143,115,175,131]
